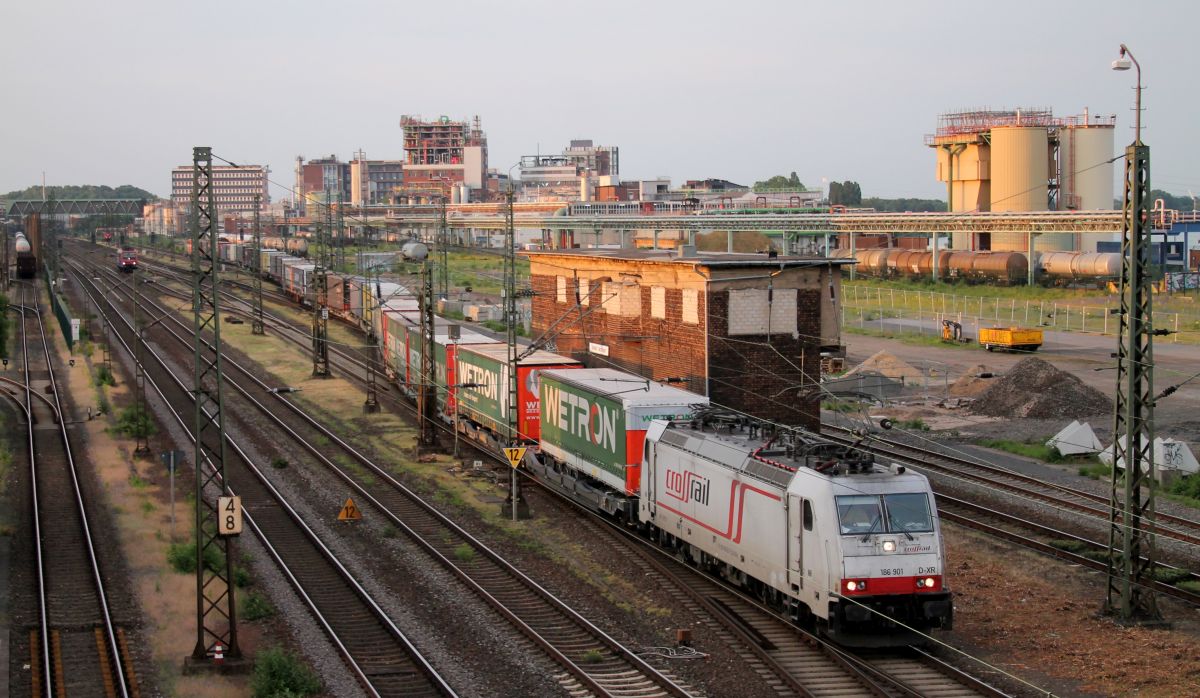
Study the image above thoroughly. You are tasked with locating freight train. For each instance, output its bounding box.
[15,232,36,279]
[852,248,1122,286]
[153,240,954,646]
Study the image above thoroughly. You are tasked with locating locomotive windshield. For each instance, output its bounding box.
[836,493,933,535]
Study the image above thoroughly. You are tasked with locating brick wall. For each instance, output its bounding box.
[707,288,822,429]
[531,274,708,395]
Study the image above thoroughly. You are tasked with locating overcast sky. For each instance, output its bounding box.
[3,0,1197,203]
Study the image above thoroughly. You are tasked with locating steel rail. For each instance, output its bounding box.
[31,287,131,696]
[69,262,457,698]
[90,257,695,698]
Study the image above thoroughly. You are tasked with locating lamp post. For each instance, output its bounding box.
[1104,43,1161,625]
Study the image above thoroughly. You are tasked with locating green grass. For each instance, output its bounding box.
[978,438,1065,463]
[250,647,321,698]
[897,418,931,432]
[580,649,605,664]
[270,457,289,469]
[1047,539,1109,563]
[453,543,476,563]
[1166,474,1200,509]
[822,400,860,414]
[1078,462,1112,480]
[129,473,150,489]
[844,325,975,349]
[845,278,1107,303]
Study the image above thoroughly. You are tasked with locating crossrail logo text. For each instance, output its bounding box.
[664,468,710,506]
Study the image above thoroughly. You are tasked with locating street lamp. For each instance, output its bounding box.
[1111,44,1142,144]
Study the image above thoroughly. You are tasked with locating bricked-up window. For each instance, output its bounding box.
[619,283,641,317]
[651,286,666,319]
[578,278,589,306]
[556,276,567,303]
[682,289,699,324]
[727,288,798,336]
[601,282,620,312]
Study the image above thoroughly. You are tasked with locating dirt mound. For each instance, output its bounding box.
[950,364,996,398]
[846,350,924,382]
[969,357,1113,419]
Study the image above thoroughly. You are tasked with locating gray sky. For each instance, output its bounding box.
[4,0,1197,202]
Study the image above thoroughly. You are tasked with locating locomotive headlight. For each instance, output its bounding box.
[924,577,936,589]
[881,539,897,553]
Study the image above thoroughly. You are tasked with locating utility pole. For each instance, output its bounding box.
[502,187,526,521]
[131,268,149,455]
[311,191,331,378]
[2,223,9,290]
[187,146,241,665]
[418,260,437,447]
[1104,44,1161,624]
[251,195,264,335]
[438,197,448,299]
[335,192,346,271]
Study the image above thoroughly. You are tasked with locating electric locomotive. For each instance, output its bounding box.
[639,409,952,646]
[117,247,138,273]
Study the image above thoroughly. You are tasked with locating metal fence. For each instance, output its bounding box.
[44,265,78,350]
[843,284,1198,343]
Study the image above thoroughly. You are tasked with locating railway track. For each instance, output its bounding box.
[525,476,1006,698]
[117,244,1015,696]
[822,424,1200,552]
[10,283,136,697]
[74,256,697,698]
[68,264,456,697]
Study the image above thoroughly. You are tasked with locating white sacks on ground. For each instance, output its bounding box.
[1099,436,1200,475]
[1046,420,1103,456]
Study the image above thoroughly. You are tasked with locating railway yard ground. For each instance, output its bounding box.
[5,240,1200,697]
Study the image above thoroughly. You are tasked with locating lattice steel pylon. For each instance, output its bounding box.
[311,191,331,378]
[189,146,241,663]
[251,195,265,335]
[502,188,526,521]
[438,197,449,299]
[1104,140,1162,624]
[418,260,437,446]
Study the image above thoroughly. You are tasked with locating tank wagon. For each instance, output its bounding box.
[15,233,36,279]
[853,248,1120,286]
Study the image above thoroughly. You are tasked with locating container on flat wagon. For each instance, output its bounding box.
[538,368,708,495]
[401,322,492,402]
[453,344,580,442]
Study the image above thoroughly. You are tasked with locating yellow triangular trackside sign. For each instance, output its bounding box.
[338,497,362,521]
[503,447,527,469]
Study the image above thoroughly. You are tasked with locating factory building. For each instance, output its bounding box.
[928,108,1116,251]
[399,115,487,202]
[170,164,269,215]
[295,155,352,214]
[525,248,850,429]
[349,150,405,207]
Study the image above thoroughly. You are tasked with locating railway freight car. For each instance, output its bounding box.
[533,368,706,517]
[640,416,952,646]
[15,233,36,278]
[452,344,579,444]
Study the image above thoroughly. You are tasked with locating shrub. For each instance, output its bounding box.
[580,649,605,664]
[250,647,321,698]
[1168,474,1200,502]
[242,592,274,621]
[234,567,252,588]
[115,406,156,439]
[94,364,115,387]
[271,457,289,469]
[167,541,225,575]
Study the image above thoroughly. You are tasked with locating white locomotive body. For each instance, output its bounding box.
[640,419,952,645]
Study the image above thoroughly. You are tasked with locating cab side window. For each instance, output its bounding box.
[803,499,813,531]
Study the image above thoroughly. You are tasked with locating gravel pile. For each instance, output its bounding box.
[969,357,1114,418]
[949,364,995,398]
[845,350,924,382]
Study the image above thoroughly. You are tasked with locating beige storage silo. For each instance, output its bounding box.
[990,126,1054,251]
[1060,125,1116,211]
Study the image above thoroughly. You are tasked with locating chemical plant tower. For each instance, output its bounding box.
[927,108,1116,252]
